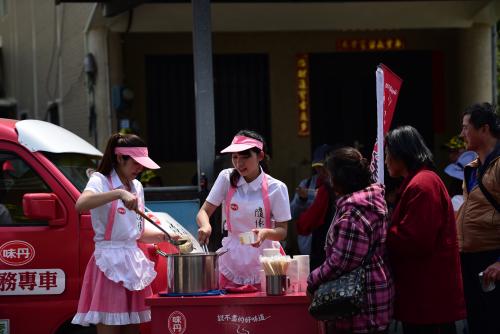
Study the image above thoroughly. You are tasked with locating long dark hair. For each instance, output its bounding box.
[326,147,371,195]
[385,125,435,172]
[97,133,147,175]
[229,130,269,187]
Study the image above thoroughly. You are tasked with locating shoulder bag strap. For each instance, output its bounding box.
[361,242,377,267]
[478,159,500,213]
[478,177,500,213]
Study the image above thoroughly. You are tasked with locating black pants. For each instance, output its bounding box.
[402,322,456,334]
[461,250,500,334]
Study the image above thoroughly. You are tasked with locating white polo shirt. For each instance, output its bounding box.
[207,168,291,233]
[85,169,144,242]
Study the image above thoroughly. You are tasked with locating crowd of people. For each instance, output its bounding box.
[303,102,499,334]
[71,102,499,334]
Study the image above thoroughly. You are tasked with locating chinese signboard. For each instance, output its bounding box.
[0,269,65,295]
[337,38,405,52]
[297,54,310,137]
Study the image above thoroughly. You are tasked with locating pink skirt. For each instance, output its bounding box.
[71,256,152,326]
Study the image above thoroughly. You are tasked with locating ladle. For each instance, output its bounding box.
[135,209,188,246]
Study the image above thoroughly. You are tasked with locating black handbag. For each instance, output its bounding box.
[308,265,366,320]
[308,243,376,321]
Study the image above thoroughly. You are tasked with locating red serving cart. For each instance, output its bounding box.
[146,291,323,334]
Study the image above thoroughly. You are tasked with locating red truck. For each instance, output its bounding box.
[0,118,172,334]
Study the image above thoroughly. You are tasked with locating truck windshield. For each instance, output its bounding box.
[44,153,100,192]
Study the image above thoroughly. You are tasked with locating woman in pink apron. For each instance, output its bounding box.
[72,134,168,334]
[196,130,291,291]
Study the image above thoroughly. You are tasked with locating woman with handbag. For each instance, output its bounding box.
[385,126,466,334]
[307,147,393,334]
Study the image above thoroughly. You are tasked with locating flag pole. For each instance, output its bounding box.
[376,66,385,184]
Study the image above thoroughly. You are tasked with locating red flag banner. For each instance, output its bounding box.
[381,64,402,134]
[370,64,403,183]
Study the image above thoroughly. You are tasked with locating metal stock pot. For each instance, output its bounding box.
[160,252,223,294]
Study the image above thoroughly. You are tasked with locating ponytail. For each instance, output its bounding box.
[97,133,147,175]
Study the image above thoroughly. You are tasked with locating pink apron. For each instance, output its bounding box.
[92,176,156,291]
[71,174,155,326]
[218,172,284,288]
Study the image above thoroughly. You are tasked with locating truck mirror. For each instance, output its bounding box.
[23,193,65,226]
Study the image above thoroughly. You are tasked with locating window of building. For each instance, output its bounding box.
[145,54,271,162]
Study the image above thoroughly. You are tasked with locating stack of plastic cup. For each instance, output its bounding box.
[287,258,299,293]
[293,255,310,292]
[259,269,266,292]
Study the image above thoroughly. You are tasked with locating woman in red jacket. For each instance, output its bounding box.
[385,126,466,334]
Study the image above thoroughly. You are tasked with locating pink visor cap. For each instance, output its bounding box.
[221,135,263,153]
[115,147,160,169]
